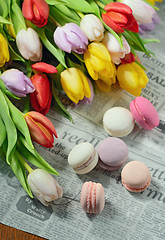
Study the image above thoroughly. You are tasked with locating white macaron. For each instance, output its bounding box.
[68,142,98,174]
[103,107,135,137]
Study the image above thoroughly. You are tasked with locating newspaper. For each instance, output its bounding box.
[0,3,165,240]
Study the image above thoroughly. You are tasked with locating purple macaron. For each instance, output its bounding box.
[97,137,128,171]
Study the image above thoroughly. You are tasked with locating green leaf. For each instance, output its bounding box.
[52,82,73,122]
[54,4,80,21]
[11,151,33,198]
[36,27,67,68]
[0,16,11,24]
[11,0,26,34]
[0,78,20,99]
[0,90,17,164]
[4,95,34,150]
[45,0,68,5]
[0,116,6,147]
[0,0,9,18]
[65,0,94,13]
[87,0,101,17]
[17,138,59,175]
[50,63,64,90]
[142,38,160,45]
[49,5,80,25]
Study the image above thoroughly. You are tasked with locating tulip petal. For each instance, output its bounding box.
[26,111,57,138]
[54,27,72,53]
[88,42,111,62]
[31,62,58,73]
[104,2,132,15]
[102,13,124,33]
[77,69,91,99]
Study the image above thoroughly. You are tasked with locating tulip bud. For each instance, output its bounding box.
[121,0,155,24]
[22,0,49,27]
[1,69,35,97]
[120,52,135,64]
[30,73,52,115]
[84,42,116,92]
[80,14,105,42]
[16,28,42,62]
[116,62,148,96]
[28,169,63,206]
[54,23,88,54]
[61,68,91,104]
[102,32,130,65]
[102,2,139,33]
[0,33,10,67]
[24,111,58,148]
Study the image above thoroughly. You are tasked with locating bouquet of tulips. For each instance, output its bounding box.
[0,0,162,206]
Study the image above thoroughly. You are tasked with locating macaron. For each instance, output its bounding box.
[130,96,159,130]
[80,181,105,214]
[68,142,98,174]
[121,161,151,192]
[97,137,128,171]
[103,107,135,137]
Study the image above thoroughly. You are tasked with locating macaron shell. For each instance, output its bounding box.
[99,157,126,171]
[80,181,105,214]
[121,161,151,192]
[130,96,159,130]
[97,137,128,168]
[74,151,98,175]
[68,142,94,168]
[103,107,135,137]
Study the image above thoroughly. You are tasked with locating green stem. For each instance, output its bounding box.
[23,95,30,114]
[15,150,33,173]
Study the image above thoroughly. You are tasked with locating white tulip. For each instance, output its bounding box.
[102,32,130,65]
[80,14,105,42]
[16,28,42,62]
[121,0,155,24]
[28,169,63,206]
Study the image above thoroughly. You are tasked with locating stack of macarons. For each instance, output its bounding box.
[103,96,159,137]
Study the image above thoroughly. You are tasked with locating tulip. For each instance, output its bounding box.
[139,12,160,34]
[80,14,105,42]
[120,52,135,64]
[61,68,91,104]
[102,32,130,65]
[30,73,52,115]
[16,28,42,62]
[102,2,139,33]
[1,69,35,97]
[54,23,88,54]
[147,0,162,4]
[31,62,57,74]
[0,33,10,67]
[116,62,148,96]
[24,111,58,148]
[22,0,49,27]
[28,169,63,206]
[121,0,156,24]
[78,78,94,104]
[84,42,116,92]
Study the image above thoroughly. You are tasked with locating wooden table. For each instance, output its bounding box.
[0,223,45,240]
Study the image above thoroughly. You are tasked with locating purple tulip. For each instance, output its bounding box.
[54,23,88,54]
[1,69,35,97]
[139,12,160,34]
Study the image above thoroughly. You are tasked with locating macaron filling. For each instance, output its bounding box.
[73,149,96,171]
[122,177,151,192]
[133,99,155,129]
[86,182,97,214]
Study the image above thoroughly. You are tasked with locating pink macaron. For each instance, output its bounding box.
[121,161,151,192]
[130,96,159,130]
[97,137,128,171]
[80,181,105,214]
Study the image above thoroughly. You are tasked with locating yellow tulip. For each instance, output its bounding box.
[61,68,91,104]
[0,34,10,67]
[84,42,116,92]
[116,62,148,96]
[6,19,16,39]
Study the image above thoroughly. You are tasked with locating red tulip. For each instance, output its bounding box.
[22,0,49,27]
[102,2,139,33]
[24,111,58,148]
[30,73,52,115]
[121,52,135,64]
[31,62,57,74]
